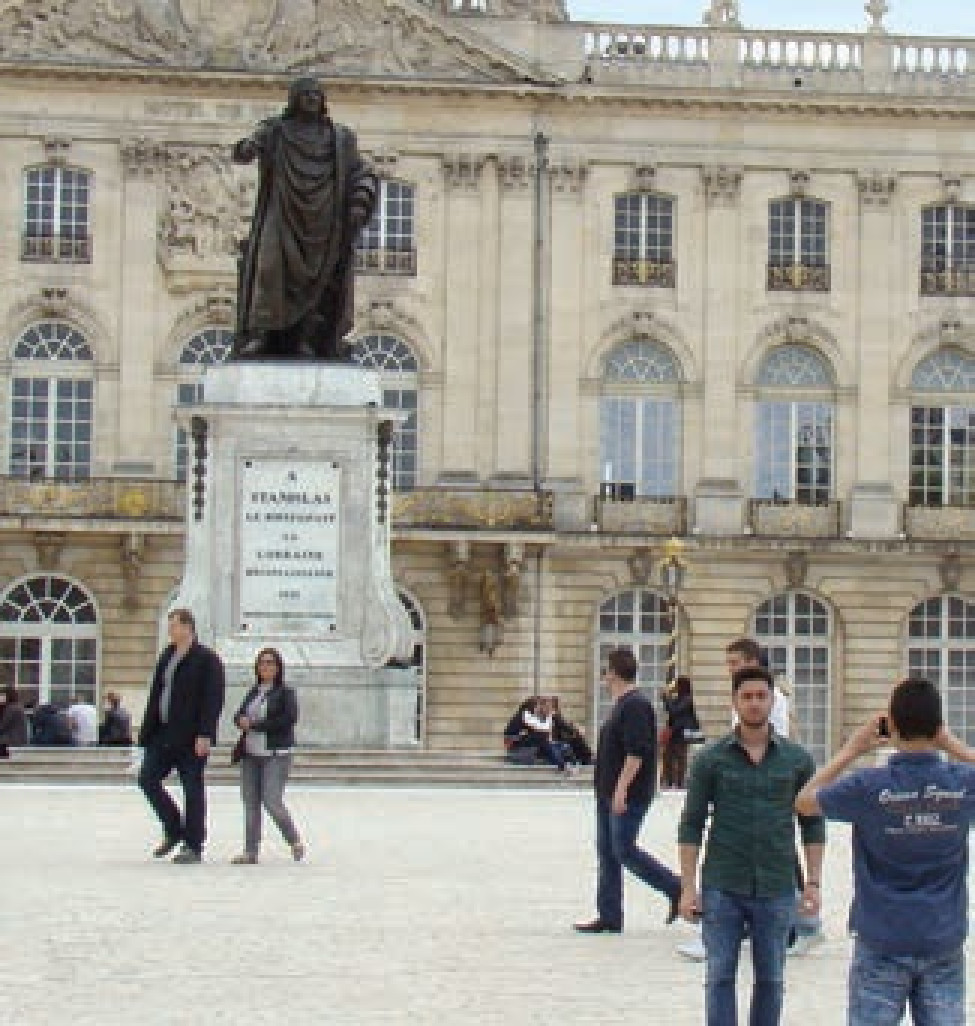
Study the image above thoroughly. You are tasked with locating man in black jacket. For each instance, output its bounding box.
[138,608,225,864]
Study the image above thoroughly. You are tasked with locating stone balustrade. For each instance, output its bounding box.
[0,477,185,524]
[392,488,553,530]
[904,504,975,541]
[747,499,841,539]
[596,496,687,536]
[546,21,975,97]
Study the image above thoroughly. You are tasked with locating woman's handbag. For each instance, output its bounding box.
[230,732,246,765]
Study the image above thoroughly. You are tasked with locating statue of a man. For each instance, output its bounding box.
[231,78,377,361]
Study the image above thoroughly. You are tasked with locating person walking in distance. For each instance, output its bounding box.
[678,665,825,1026]
[138,608,225,864]
[796,677,975,1026]
[573,647,681,934]
[231,647,305,864]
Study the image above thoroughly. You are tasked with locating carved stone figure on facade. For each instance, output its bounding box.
[231,77,377,361]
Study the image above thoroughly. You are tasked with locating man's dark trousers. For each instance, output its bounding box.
[138,735,208,853]
[596,796,681,928]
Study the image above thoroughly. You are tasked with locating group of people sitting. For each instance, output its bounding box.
[503,695,593,773]
[0,686,132,756]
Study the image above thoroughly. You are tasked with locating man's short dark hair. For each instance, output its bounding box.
[889,677,943,741]
[726,638,763,664]
[607,647,638,683]
[731,666,774,694]
[168,607,196,632]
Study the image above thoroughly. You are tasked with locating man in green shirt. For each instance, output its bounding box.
[677,666,826,1026]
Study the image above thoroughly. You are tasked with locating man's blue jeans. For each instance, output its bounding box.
[595,796,680,929]
[848,939,965,1026]
[702,887,795,1026]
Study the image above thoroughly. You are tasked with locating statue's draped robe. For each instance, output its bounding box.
[236,116,376,353]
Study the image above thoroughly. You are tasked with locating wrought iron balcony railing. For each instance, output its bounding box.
[354,247,417,276]
[612,257,677,288]
[21,234,92,264]
[767,263,830,293]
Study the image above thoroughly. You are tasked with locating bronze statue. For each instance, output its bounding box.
[231,78,377,361]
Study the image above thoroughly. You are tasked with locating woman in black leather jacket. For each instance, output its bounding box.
[660,675,700,790]
[231,647,305,864]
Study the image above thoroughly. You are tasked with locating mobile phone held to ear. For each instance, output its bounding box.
[878,716,890,739]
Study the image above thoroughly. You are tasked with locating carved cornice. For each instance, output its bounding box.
[858,170,897,207]
[701,164,742,203]
[442,153,486,190]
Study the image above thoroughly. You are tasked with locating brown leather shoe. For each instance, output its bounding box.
[572,919,622,934]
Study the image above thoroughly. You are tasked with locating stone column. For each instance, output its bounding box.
[850,171,900,538]
[437,153,484,486]
[694,165,745,534]
[493,154,535,486]
[546,158,588,489]
[115,138,164,475]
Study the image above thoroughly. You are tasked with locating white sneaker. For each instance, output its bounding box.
[676,937,706,961]
[787,931,826,956]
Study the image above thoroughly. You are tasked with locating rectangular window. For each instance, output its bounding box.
[767,199,829,291]
[382,388,418,491]
[910,405,975,506]
[356,180,416,275]
[174,382,204,483]
[600,396,678,498]
[755,401,832,504]
[22,166,92,263]
[921,206,975,296]
[612,194,676,287]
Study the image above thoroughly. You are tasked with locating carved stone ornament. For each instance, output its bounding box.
[865,0,889,34]
[455,0,567,20]
[549,159,589,195]
[701,165,743,203]
[0,0,537,82]
[497,154,535,191]
[858,170,897,207]
[442,153,486,190]
[158,146,255,266]
[447,540,470,619]
[38,287,70,319]
[784,550,808,589]
[33,532,66,572]
[789,170,810,197]
[120,532,146,610]
[627,548,655,586]
[632,164,657,192]
[121,136,168,178]
[43,136,71,165]
[502,542,523,618]
[940,552,963,592]
[940,172,963,204]
[703,0,741,27]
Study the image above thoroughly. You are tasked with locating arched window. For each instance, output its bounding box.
[754,344,834,505]
[753,591,832,763]
[599,339,681,500]
[397,589,427,745]
[0,575,98,708]
[355,179,416,276]
[767,198,830,292]
[613,192,676,287]
[22,165,92,263]
[174,327,233,481]
[920,204,975,296]
[9,321,94,480]
[350,334,419,490]
[907,596,975,743]
[594,589,673,726]
[909,349,975,507]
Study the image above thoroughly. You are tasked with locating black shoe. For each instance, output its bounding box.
[152,836,181,859]
[573,919,622,934]
[172,844,202,864]
[666,892,680,925]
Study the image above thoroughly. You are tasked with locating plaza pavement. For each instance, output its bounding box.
[2,784,972,1025]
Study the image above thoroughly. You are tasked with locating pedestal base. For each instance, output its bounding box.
[693,479,744,535]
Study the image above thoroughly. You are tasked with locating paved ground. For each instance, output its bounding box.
[1,784,972,1025]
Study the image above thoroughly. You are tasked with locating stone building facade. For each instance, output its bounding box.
[1,0,975,757]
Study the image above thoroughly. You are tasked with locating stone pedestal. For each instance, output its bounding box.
[849,484,901,540]
[173,362,415,746]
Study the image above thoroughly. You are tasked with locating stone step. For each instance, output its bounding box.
[0,748,593,789]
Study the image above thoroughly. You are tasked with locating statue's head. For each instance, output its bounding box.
[284,77,327,121]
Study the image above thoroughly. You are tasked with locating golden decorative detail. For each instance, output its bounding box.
[116,488,150,518]
[0,478,184,522]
